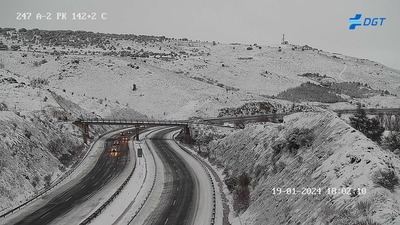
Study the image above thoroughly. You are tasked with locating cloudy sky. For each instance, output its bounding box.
[1,0,399,70]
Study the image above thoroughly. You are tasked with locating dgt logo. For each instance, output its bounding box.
[349,14,386,30]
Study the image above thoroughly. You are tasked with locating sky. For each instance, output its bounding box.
[1,0,399,70]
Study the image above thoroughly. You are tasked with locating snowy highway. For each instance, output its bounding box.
[2,126,222,225]
[9,131,134,225]
[125,127,221,225]
[141,127,197,225]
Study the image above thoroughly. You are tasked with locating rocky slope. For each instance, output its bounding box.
[195,112,400,225]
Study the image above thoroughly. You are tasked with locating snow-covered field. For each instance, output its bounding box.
[2,31,400,120]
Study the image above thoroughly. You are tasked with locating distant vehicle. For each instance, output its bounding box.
[122,137,129,142]
[137,148,143,157]
[223,122,235,128]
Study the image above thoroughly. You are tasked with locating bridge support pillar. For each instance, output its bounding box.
[183,125,193,144]
[73,122,90,144]
[135,126,140,141]
[82,123,90,144]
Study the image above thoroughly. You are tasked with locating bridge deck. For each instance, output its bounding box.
[73,108,400,126]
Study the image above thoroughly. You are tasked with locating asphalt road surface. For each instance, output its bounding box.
[12,133,132,225]
[143,128,197,225]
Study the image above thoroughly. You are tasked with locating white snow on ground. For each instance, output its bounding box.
[2,38,400,121]
[0,126,137,225]
[126,128,167,225]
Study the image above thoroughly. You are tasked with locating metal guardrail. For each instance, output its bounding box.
[79,129,144,225]
[0,127,124,219]
[172,132,217,225]
[76,118,190,126]
[80,127,161,225]
[73,108,400,128]
[127,132,159,224]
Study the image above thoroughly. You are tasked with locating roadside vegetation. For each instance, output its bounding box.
[224,172,251,214]
[277,80,392,103]
[349,105,384,143]
[372,169,399,192]
[47,136,84,167]
[382,132,400,155]
[277,82,345,103]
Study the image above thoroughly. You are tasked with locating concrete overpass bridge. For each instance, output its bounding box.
[73,107,400,143]
[73,118,191,143]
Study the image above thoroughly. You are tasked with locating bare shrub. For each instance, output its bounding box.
[224,176,237,193]
[47,136,83,166]
[382,132,400,153]
[372,169,399,192]
[286,128,314,154]
[31,176,40,188]
[353,218,381,225]
[0,102,8,111]
[24,129,32,139]
[233,172,251,214]
[30,78,49,88]
[33,59,47,66]
[271,128,314,160]
[43,174,52,188]
[356,200,373,217]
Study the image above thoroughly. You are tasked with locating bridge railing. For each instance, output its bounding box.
[73,107,400,126]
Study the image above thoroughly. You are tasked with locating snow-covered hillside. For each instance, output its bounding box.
[195,112,400,225]
[0,60,146,212]
[1,28,400,223]
[1,29,400,120]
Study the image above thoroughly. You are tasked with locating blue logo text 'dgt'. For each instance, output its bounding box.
[349,14,386,30]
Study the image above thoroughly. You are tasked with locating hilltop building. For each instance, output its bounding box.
[281,34,289,45]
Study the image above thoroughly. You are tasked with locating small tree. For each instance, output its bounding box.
[233,173,251,214]
[365,118,385,143]
[350,105,368,131]
[382,132,400,153]
[350,105,384,143]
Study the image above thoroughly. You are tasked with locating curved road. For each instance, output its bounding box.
[143,128,198,225]
[12,132,133,225]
